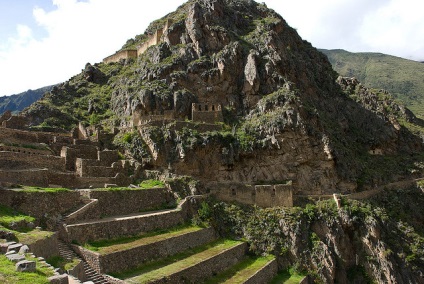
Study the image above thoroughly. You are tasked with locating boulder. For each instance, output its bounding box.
[0,241,16,254]
[7,253,25,263]
[16,260,36,272]
[48,274,69,284]
[7,243,23,252]
[19,245,30,254]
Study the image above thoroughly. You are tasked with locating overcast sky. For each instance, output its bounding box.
[0,0,423,97]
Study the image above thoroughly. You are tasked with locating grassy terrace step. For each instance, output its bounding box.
[84,225,212,254]
[65,198,191,243]
[205,255,277,284]
[120,239,247,284]
[76,225,218,274]
[270,268,307,284]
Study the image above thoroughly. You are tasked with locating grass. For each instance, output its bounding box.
[114,239,243,281]
[321,49,424,119]
[45,256,79,271]
[16,230,54,245]
[0,205,35,231]
[205,255,275,283]
[270,268,307,284]
[139,179,165,189]
[82,224,204,254]
[18,186,70,193]
[0,254,54,284]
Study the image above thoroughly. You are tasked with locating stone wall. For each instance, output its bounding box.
[1,115,28,129]
[75,227,217,274]
[65,188,175,223]
[210,183,293,207]
[103,49,137,64]
[0,189,83,221]
[61,145,99,171]
[87,188,175,217]
[65,197,193,243]
[0,127,71,145]
[150,242,247,284]
[27,232,59,260]
[137,29,163,56]
[191,103,223,124]
[0,145,53,156]
[244,258,278,284]
[0,169,49,187]
[67,259,86,282]
[0,151,65,170]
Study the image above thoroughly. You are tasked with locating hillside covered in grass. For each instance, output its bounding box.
[321,49,424,119]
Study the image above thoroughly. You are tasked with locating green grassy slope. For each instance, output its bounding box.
[321,49,424,118]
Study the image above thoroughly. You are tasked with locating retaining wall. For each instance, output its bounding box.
[86,188,175,218]
[244,258,278,284]
[0,188,83,220]
[65,198,193,243]
[27,232,59,260]
[0,169,49,187]
[77,227,217,274]
[149,242,247,284]
[0,151,65,170]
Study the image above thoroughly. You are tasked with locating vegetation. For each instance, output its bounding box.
[0,205,35,232]
[0,254,54,284]
[205,255,275,283]
[195,187,423,282]
[321,49,424,119]
[46,256,80,272]
[270,267,307,284]
[139,179,165,189]
[82,224,204,254]
[116,239,243,281]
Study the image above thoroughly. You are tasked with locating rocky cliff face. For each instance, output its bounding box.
[22,0,423,193]
[206,187,424,283]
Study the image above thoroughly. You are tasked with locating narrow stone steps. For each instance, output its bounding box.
[57,240,109,284]
[123,239,247,284]
[206,255,277,284]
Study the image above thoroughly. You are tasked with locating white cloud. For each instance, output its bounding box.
[359,0,424,60]
[0,0,184,96]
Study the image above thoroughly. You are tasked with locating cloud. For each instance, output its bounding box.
[359,0,424,60]
[0,0,184,96]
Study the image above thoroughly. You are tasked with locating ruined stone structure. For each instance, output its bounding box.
[103,19,172,64]
[0,124,139,189]
[210,183,293,207]
[192,103,224,124]
[0,112,28,129]
[102,49,137,64]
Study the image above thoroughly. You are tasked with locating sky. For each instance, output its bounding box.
[0,0,423,97]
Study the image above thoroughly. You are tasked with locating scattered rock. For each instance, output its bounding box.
[48,274,69,284]
[16,260,36,272]
[19,245,30,254]
[6,253,25,263]
[7,243,23,253]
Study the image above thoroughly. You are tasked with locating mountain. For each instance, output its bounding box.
[0,85,54,115]
[321,49,424,119]
[18,1,423,282]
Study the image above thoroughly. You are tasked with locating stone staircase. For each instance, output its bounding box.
[55,188,282,283]
[57,240,109,284]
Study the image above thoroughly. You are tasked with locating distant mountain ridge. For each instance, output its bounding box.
[0,85,54,114]
[320,49,424,119]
